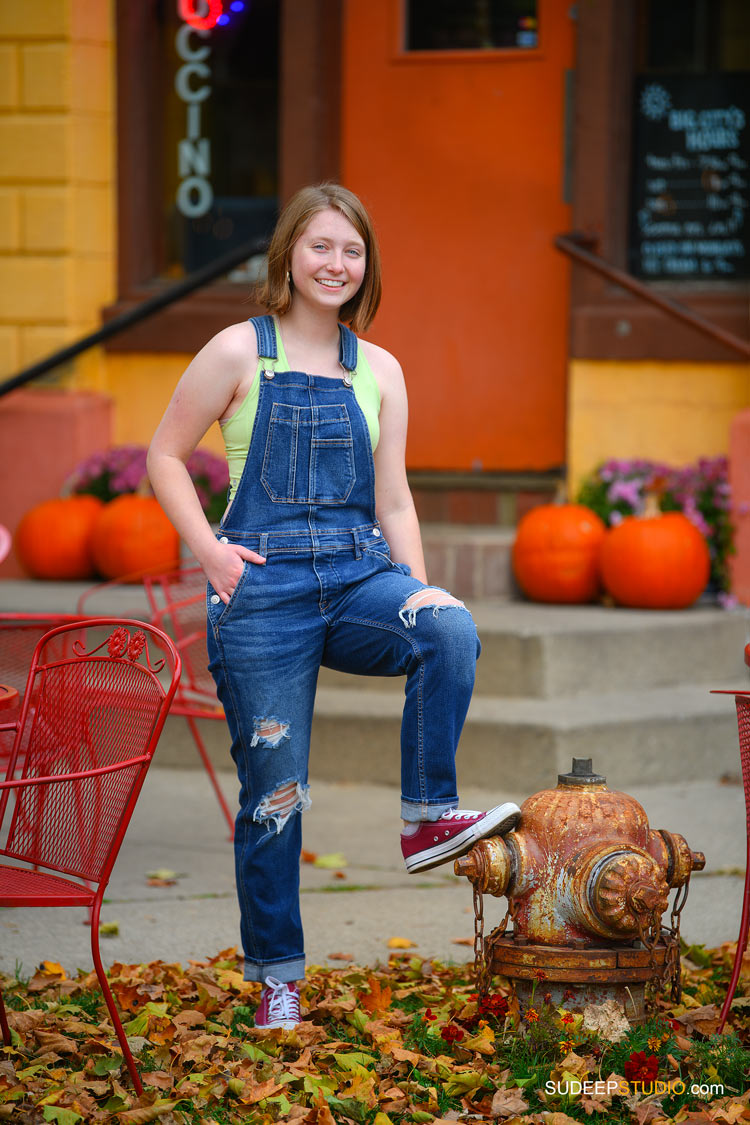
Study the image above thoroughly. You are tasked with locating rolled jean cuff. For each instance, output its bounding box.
[243,953,306,984]
[401,797,458,823]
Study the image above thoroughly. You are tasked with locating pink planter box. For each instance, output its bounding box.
[730,408,750,605]
[0,390,112,579]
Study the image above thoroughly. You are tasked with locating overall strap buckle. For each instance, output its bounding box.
[249,315,278,379]
[338,323,358,387]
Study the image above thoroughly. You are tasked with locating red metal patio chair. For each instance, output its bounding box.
[713,644,750,1033]
[144,567,235,837]
[0,618,181,1095]
[75,564,235,837]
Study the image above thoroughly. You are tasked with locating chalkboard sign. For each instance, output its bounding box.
[629,74,750,280]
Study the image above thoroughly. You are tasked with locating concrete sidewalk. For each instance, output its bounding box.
[0,767,745,978]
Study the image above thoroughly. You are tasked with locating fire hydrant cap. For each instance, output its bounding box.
[558,757,607,787]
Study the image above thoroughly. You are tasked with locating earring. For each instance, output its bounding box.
[287,270,292,284]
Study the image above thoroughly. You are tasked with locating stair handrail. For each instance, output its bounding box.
[0,235,269,399]
[555,232,750,360]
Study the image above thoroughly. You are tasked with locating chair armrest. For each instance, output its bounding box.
[0,754,150,791]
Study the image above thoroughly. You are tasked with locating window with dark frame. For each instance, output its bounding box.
[160,0,279,284]
[568,0,749,362]
[109,1,342,353]
[406,0,538,52]
[629,0,750,281]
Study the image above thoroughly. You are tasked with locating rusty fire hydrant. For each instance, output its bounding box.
[455,758,705,1021]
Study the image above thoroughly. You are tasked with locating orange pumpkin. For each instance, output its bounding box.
[91,495,179,581]
[15,495,104,580]
[600,511,710,609]
[512,503,607,603]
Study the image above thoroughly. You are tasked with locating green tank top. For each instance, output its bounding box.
[221,318,381,500]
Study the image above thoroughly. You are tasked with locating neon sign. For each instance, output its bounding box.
[174,1,248,218]
[174,21,212,218]
[178,0,246,31]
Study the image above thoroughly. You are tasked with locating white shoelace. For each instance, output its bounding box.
[439,809,480,822]
[263,976,300,1023]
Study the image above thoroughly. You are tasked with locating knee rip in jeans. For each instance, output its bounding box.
[251,716,291,748]
[253,778,312,835]
[398,587,467,629]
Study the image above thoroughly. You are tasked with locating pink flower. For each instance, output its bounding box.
[608,479,643,508]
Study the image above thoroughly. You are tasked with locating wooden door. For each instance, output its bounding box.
[341,0,575,471]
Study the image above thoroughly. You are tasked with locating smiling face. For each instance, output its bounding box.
[288,208,367,313]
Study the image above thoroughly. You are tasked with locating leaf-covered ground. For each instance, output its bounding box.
[0,940,748,1125]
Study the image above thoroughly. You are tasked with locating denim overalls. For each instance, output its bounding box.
[206,315,480,983]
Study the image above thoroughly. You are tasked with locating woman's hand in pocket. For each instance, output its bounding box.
[204,541,266,604]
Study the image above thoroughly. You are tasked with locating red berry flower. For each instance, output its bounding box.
[624,1051,659,1082]
[534,969,548,982]
[525,1007,540,1024]
[560,1011,575,1025]
[440,1024,465,1044]
[422,1008,437,1022]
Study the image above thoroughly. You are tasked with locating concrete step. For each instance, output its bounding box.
[2,579,747,793]
[152,678,745,794]
[1,580,746,698]
[319,601,748,698]
[309,681,745,792]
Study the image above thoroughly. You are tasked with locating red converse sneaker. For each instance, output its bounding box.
[401,803,520,873]
[254,976,301,1029]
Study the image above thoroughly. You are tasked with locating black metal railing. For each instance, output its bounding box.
[0,236,269,398]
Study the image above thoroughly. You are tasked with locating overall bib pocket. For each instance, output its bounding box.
[261,402,355,504]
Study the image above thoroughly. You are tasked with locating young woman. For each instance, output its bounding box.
[148,184,520,1030]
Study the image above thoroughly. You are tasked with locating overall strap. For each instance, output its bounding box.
[249,315,278,361]
[338,323,358,374]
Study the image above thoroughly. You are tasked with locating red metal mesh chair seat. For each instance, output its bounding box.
[0,864,93,907]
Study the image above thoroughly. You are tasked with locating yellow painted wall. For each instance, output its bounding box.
[101,352,226,455]
[0,0,222,460]
[568,359,750,493]
[0,0,116,380]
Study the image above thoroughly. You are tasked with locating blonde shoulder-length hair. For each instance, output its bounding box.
[255,183,382,334]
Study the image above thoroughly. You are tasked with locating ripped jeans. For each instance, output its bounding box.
[206,535,480,983]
